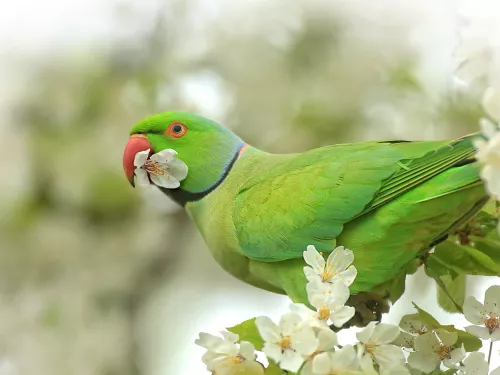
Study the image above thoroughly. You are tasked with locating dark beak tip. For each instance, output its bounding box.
[128,175,136,188]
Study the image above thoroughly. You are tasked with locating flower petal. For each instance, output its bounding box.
[449,345,466,365]
[195,332,222,350]
[325,246,354,276]
[482,88,500,122]
[169,158,189,181]
[465,325,491,340]
[134,149,150,167]
[463,296,487,325]
[435,329,457,347]
[399,316,429,335]
[279,313,302,336]
[316,328,338,350]
[380,365,411,375]
[329,345,356,372]
[463,352,489,375]
[150,173,180,189]
[357,321,377,343]
[372,323,401,344]
[220,331,239,343]
[491,326,500,341]
[479,117,499,139]
[359,354,378,375]
[255,316,281,343]
[300,360,316,375]
[391,331,416,349]
[312,352,332,375]
[329,305,355,328]
[239,360,265,375]
[239,341,256,360]
[290,326,318,356]
[327,281,351,306]
[135,168,151,186]
[309,281,350,309]
[484,285,500,316]
[279,350,305,373]
[304,267,322,284]
[374,344,406,368]
[303,245,326,274]
[414,332,439,352]
[408,350,439,373]
[337,266,357,286]
[150,148,177,163]
[262,342,281,363]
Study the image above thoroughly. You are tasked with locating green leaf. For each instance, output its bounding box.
[472,210,498,235]
[437,274,466,313]
[227,318,264,351]
[411,303,440,328]
[455,329,483,352]
[472,238,500,271]
[265,362,285,375]
[428,240,500,276]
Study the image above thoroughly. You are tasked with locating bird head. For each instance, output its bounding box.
[123,112,244,198]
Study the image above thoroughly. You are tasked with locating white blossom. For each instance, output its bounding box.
[454,0,500,89]
[482,87,500,121]
[473,120,500,200]
[357,322,405,372]
[300,329,339,375]
[407,330,465,373]
[302,345,359,375]
[305,281,355,328]
[458,352,489,375]
[255,313,318,372]
[360,354,411,375]
[464,285,500,341]
[303,245,357,287]
[134,148,188,188]
[195,331,263,375]
[392,316,430,349]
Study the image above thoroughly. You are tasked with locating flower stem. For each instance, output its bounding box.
[488,340,493,365]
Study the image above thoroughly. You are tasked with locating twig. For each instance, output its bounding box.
[488,340,493,366]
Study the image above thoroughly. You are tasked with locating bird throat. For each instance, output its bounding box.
[156,143,247,206]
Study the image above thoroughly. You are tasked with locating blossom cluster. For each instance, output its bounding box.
[195,242,500,375]
[454,2,500,205]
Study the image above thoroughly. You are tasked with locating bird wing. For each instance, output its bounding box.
[232,137,478,262]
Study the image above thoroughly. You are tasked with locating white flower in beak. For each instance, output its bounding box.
[134,149,188,189]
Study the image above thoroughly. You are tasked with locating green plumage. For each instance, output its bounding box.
[128,112,488,322]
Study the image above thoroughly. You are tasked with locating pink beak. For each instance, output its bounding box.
[123,134,153,187]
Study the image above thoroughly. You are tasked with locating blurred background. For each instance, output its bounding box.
[0,0,498,374]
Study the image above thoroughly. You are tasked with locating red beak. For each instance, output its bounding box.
[123,134,153,187]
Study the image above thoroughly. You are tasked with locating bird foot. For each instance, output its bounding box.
[330,292,390,331]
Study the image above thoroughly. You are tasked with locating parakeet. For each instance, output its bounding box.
[123,112,488,326]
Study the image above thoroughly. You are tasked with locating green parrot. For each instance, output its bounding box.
[123,111,488,326]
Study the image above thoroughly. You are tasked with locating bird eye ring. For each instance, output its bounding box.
[166,122,187,138]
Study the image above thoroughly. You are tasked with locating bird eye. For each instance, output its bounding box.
[166,122,187,138]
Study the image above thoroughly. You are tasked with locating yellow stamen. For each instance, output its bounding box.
[144,160,170,176]
[280,336,292,353]
[436,345,452,360]
[321,270,337,281]
[318,306,330,320]
[230,354,244,364]
[485,314,499,333]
